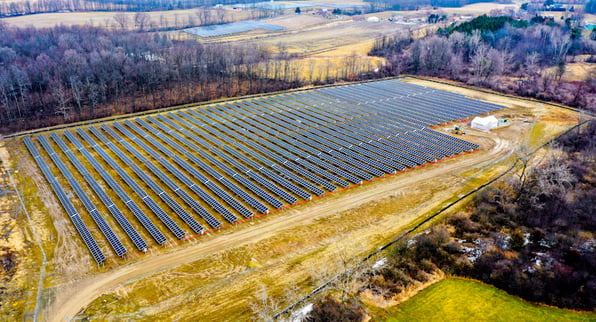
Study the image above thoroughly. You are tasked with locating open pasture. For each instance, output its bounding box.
[22,79,504,264]
[385,278,596,321]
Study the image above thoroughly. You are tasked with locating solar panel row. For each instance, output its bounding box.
[64,130,168,246]
[87,127,205,235]
[76,129,186,240]
[37,134,128,258]
[115,121,239,224]
[49,133,149,252]
[24,137,106,264]
[156,114,305,203]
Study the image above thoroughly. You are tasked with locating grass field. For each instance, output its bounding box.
[385,278,596,321]
[3,8,253,29]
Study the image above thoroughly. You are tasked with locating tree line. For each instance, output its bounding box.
[0,0,255,18]
[370,15,596,111]
[364,0,511,11]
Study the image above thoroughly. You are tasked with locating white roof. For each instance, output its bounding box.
[472,115,498,125]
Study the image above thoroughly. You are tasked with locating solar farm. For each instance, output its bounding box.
[23,79,504,265]
[184,20,286,38]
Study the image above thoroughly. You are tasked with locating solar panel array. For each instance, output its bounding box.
[23,79,504,263]
[184,20,285,38]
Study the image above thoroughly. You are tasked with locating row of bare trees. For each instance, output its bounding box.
[0,0,257,18]
[0,25,274,132]
[106,7,278,32]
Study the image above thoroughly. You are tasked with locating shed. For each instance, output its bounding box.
[471,116,498,131]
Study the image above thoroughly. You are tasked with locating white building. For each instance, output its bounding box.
[471,116,498,131]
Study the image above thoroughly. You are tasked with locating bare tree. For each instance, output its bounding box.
[249,284,279,321]
[216,7,226,24]
[196,7,212,26]
[187,14,196,27]
[549,27,571,64]
[113,13,129,30]
[159,14,168,29]
[51,80,72,121]
[134,12,150,31]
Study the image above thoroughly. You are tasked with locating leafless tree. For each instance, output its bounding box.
[249,284,279,321]
[187,14,196,27]
[159,14,168,29]
[134,12,150,31]
[216,7,226,24]
[51,81,72,120]
[549,27,571,64]
[196,7,212,26]
[113,13,129,30]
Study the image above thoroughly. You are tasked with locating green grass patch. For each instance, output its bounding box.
[527,121,548,149]
[385,278,596,321]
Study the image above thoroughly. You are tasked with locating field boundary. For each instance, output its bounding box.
[273,118,590,320]
[7,74,590,140]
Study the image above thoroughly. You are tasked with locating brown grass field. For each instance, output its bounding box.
[3,8,253,29]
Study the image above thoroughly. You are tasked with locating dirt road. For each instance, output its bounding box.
[48,127,516,321]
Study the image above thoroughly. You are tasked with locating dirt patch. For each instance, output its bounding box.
[7,140,91,280]
[0,139,41,319]
[262,14,330,30]
[545,62,594,82]
[360,270,445,308]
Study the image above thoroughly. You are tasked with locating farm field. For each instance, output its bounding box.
[216,20,412,55]
[1,77,582,320]
[2,8,254,29]
[384,278,596,321]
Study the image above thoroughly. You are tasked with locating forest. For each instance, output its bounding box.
[307,120,596,320]
[0,24,316,133]
[370,15,596,111]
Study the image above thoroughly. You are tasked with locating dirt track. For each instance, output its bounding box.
[48,126,516,321]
